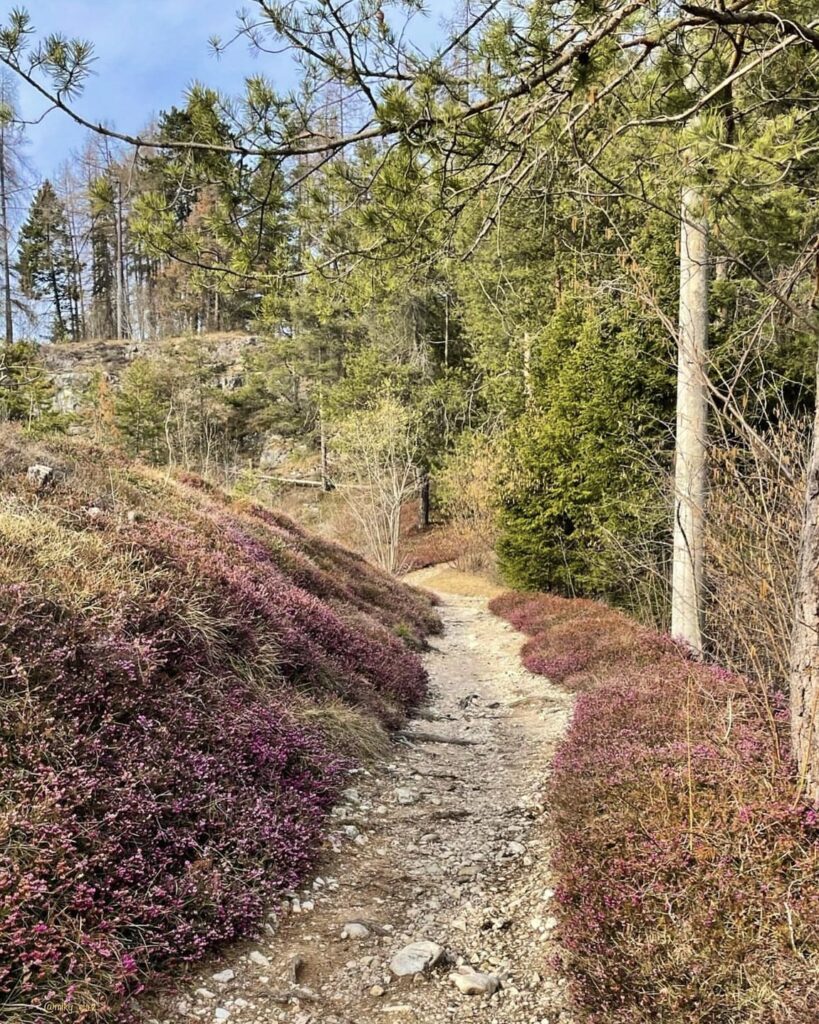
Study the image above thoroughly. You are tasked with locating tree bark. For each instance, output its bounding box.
[319,393,333,492]
[671,186,709,653]
[790,343,819,801]
[418,475,431,529]
[115,177,127,339]
[0,131,13,344]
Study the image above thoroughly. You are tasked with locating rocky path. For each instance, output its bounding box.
[142,568,575,1024]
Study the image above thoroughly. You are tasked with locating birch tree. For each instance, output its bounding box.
[0,71,26,344]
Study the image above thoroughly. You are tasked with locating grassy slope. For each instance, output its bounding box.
[0,426,440,1022]
[491,591,819,1024]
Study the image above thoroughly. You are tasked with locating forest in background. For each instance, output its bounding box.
[0,0,817,721]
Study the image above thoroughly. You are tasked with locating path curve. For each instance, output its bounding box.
[142,568,574,1024]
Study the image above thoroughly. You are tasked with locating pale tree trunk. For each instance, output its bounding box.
[790,342,819,801]
[318,389,333,492]
[0,131,12,344]
[671,186,709,653]
[115,177,127,339]
[522,332,533,408]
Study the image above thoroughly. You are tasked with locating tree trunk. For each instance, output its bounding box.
[522,332,533,408]
[790,342,819,801]
[319,393,333,492]
[418,475,431,529]
[671,186,709,653]
[50,259,67,341]
[115,177,127,339]
[67,207,85,341]
[0,131,13,344]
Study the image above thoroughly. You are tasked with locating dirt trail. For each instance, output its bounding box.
[142,568,575,1024]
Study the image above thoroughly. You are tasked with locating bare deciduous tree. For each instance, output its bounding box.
[330,398,420,574]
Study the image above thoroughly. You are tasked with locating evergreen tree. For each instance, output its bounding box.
[0,339,66,433]
[87,174,117,339]
[17,180,78,342]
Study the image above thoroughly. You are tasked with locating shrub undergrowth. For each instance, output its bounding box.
[0,427,439,1022]
[490,590,819,1024]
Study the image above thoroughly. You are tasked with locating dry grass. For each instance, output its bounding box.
[406,565,506,599]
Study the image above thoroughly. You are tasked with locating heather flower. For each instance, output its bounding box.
[0,433,439,1023]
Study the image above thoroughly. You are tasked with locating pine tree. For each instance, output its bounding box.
[0,339,66,433]
[17,180,77,342]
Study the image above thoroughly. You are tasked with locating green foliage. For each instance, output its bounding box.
[496,294,674,602]
[114,342,235,468]
[17,181,80,342]
[0,340,67,434]
[1,0,817,625]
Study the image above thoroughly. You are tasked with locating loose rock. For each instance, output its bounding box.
[389,940,445,977]
[450,965,501,996]
[26,464,54,489]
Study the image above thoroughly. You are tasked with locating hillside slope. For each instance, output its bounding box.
[0,427,439,1022]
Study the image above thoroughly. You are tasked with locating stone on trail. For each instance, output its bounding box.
[449,965,501,995]
[342,922,370,939]
[395,787,417,805]
[212,969,235,984]
[389,940,445,977]
[249,950,270,967]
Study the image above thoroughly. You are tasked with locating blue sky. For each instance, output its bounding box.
[8,1,455,180]
[13,1,280,176]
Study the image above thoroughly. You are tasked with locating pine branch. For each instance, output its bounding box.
[681,5,819,51]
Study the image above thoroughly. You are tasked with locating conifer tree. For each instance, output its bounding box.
[17,180,78,342]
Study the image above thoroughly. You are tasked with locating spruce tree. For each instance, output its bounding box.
[17,180,77,342]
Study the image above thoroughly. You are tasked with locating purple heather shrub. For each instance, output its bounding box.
[492,589,819,1024]
[0,430,440,1023]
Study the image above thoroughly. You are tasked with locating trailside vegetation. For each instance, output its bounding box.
[0,425,439,1022]
[492,591,819,1024]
